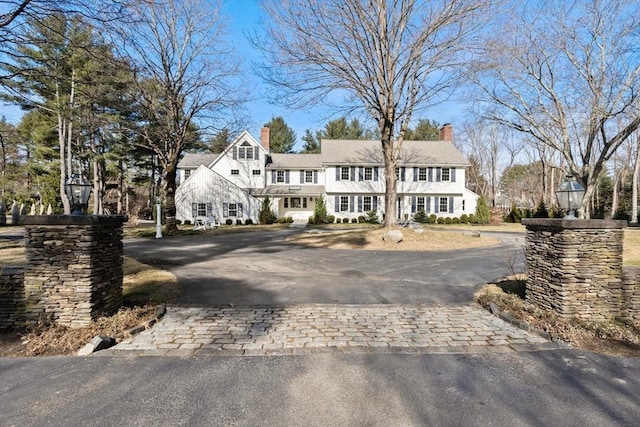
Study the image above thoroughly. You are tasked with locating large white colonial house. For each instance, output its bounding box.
[175,125,479,224]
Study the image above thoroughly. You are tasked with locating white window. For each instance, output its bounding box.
[341,167,350,180]
[231,169,239,175]
[441,168,450,182]
[184,170,191,179]
[417,197,425,212]
[284,198,289,208]
[238,142,253,160]
[363,196,372,212]
[303,197,308,209]
[340,196,349,212]
[439,197,449,213]
[291,197,301,208]
[305,170,314,183]
[364,167,373,180]
[276,170,285,183]
[252,169,261,176]
[197,203,206,216]
[228,203,238,217]
[418,168,427,181]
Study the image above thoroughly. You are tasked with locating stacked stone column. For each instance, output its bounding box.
[21,215,126,327]
[522,219,633,321]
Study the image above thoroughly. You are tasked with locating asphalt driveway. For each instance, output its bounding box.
[124,228,526,306]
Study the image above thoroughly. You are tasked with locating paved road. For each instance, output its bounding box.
[1,350,638,426]
[124,228,526,305]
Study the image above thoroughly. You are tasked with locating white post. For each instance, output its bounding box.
[155,203,163,239]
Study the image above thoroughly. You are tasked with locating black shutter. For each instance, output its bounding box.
[428,167,433,182]
[271,170,276,184]
[436,168,441,182]
[300,170,304,183]
[435,198,439,213]
[359,167,363,181]
[401,167,406,182]
[206,203,212,216]
[314,171,318,184]
[411,197,416,213]
[413,167,418,181]
[373,196,378,211]
[239,203,244,217]
[350,167,355,181]
[426,197,431,213]
[358,196,363,212]
[335,196,340,212]
[192,203,197,219]
[451,168,456,182]
[223,203,229,217]
[233,147,237,160]
[374,167,379,181]
[449,197,454,214]
[254,146,259,161]
[350,196,354,212]
[336,167,340,181]
[285,170,290,184]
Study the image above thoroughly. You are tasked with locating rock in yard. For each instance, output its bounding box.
[77,335,116,356]
[382,229,403,243]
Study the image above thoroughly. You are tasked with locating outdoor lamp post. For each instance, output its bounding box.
[64,173,92,215]
[555,175,585,219]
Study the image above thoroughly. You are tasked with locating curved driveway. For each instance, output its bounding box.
[124,228,526,306]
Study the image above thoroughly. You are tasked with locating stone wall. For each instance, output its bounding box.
[522,219,636,321]
[21,215,126,327]
[0,267,25,329]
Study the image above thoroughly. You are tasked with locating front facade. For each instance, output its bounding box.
[175,125,478,224]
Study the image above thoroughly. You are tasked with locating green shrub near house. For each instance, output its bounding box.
[259,197,278,224]
[474,196,490,224]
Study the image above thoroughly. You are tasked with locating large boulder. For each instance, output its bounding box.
[382,229,403,243]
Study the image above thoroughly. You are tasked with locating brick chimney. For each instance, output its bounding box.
[260,127,270,152]
[439,123,453,141]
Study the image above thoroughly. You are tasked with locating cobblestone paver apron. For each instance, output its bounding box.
[104,304,559,357]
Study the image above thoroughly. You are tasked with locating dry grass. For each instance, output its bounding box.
[287,226,501,251]
[476,280,640,358]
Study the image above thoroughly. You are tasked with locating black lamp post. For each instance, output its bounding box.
[64,173,92,215]
[555,175,586,219]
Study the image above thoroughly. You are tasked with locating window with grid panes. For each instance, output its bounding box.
[418,168,427,181]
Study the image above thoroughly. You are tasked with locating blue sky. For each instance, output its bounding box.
[1,0,465,150]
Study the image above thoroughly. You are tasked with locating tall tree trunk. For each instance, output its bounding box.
[632,138,640,224]
[162,163,178,234]
[379,118,397,228]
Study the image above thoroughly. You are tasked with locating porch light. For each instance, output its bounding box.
[555,175,585,219]
[64,173,92,215]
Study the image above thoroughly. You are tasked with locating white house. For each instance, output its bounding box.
[175,124,478,224]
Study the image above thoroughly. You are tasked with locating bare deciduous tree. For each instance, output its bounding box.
[472,0,640,218]
[257,0,490,226]
[115,0,244,233]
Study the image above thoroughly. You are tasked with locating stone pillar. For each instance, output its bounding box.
[22,215,127,327]
[522,219,626,320]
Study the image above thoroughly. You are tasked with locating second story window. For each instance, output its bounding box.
[364,167,373,180]
[184,170,191,179]
[441,168,450,182]
[277,170,285,183]
[305,170,314,183]
[341,167,350,180]
[237,142,254,160]
[418,168,427,181]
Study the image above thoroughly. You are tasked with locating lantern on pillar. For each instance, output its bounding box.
[555,175,585,219]
[64,174,92,215]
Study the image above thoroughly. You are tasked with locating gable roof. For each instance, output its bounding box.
[320,139,469,167]
[178,152,220,169]
[267,153,323,169]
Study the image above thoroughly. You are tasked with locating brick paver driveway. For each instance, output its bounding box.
[113,228,557,355]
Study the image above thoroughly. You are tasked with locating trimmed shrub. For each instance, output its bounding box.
[452,217,461,224]
[343,217,349,223]
[358,215,365,223]
[286,217,294,223]
[308,216,315,224]
[236,219,243,225]
[413,209,428,223]
[474,196,490,224]
[184,219,192,225]
[259,197,278,224]
[225,219,233,226]
[459,214,468,223]
[335,218,342,223]
[312,195,328,224]
[436,217,445,224]
[429,214,437,223]
[351,218,358,223]
[444,217,453,224]
[365,210,379,224]
[245,218,253,225]
[327,215,335,223]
